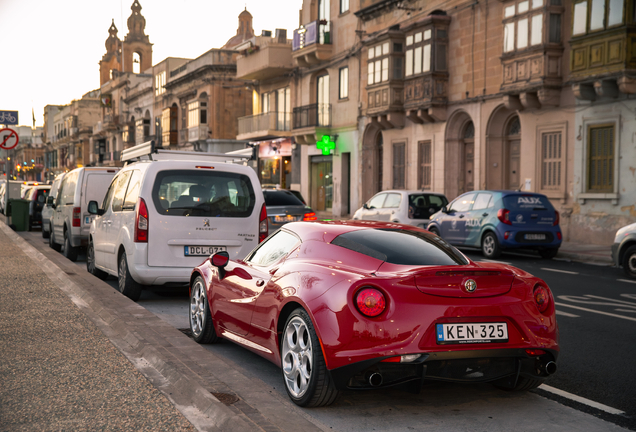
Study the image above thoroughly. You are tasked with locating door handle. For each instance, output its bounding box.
[256,279,264,287]
[482,213,489,217]
[459,215,465,218]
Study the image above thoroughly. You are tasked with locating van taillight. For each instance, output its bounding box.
[72,207,81,227]
[497,208,512,225]
[554,210,560,226]
[134,197,149,243]
[259,203,268,243]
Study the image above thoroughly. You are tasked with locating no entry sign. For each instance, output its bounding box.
[0,128,19,150]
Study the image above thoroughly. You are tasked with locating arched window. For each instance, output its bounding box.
[505,116,521,190]
[133,52,141,74]
[460,121,475,193]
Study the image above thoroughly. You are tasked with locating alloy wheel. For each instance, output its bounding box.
[483,236,495,255]
[190,279,207,338]
[282,316,313,398]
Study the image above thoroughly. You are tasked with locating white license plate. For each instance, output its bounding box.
[436,322,508,345]
[274,215,300,223]
[525,234,546,240]
[184,246,227,256]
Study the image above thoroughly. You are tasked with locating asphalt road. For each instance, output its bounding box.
[20,229,635,431]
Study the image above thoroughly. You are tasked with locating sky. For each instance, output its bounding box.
[0,0,301,128]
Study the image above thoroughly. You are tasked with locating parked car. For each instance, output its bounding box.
[427,190,562,259]
[263,189,316,230]
[189,220,559,407]
[87,142,267,301]
[41,173,66,239]
[352,190,448,229]
[24,185,51,231]
[49,167,120,261]
[262,184,307,205]
[611,222,636,278]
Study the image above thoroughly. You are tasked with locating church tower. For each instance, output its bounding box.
[122,0,153,74]
[99,20,121,86]
[98,1,153,85]
[222,8,255,50]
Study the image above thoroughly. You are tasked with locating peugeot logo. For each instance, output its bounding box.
[203,219,210,227]
[464,279,477,293]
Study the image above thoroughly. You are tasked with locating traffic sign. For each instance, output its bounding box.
[0,111,19,125]
[0,128,19,150]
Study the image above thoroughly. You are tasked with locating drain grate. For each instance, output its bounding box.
[178,328,193,338]
[212,392,239,406]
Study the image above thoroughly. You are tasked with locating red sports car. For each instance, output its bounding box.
[189,221,558,407]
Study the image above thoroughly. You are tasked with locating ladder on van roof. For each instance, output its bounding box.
[121,140,253,165]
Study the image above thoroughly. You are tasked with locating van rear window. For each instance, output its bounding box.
[152,170,256,217]
[502,194,554,211]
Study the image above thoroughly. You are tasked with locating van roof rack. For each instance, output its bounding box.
[121,140,253,165]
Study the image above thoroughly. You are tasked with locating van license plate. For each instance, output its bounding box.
[436,322,508,345]
[184,246,227,256]
[524,234,546,240]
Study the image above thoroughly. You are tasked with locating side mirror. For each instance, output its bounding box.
[88,200,106,216]
[51,202,57,209]
[441,206,449,214]
[211,251,230,279]
[363,203,369,209]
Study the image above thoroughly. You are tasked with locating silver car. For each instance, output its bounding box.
[611,222,636,278]
[352,190,448,229]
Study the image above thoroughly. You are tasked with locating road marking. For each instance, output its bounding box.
[540,267,579,275]
[479,259,512,265]
[555,310,579,318]
[618,278,636,284]
[555,302,636,322]
[615,308,636,314]
[538,384,625,415]
[585,295,636,308]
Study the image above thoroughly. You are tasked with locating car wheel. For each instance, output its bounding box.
[118,252,142,301]
[481,232,501,259]
[429,227,440,237]
[63,230,78,262]
[49,225,62,252]
[189,276,219,344]
[539,248,559,259]
[86,240,108,280]
[281,308,338,407]
[42,224,49,239]
[622,245,636,279]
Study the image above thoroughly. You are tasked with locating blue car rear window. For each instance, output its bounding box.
[502,195,554,211]
[332,228,469,266]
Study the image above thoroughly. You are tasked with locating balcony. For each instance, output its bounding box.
[292,20,333,67]
[237,112,291,141]
[237,41,293,80]
[102,114,123,130]
[292,103,331,145]
[188,124,210,142]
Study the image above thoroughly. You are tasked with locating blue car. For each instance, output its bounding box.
[426,190,562,259]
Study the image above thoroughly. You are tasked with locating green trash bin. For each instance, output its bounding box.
[8,199,30,231]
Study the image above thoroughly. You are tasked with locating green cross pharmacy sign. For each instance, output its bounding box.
[316,135,335,155]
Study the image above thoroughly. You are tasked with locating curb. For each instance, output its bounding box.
[0,222,326,432]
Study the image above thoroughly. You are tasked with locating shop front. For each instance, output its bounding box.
[258,138,292,189]
[310,155,333,212]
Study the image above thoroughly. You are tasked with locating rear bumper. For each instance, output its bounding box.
[328,348,558,390]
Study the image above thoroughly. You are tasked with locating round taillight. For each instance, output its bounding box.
[534,285,550,313]
[356,288,386,317]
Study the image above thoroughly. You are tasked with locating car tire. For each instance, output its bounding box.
[86,240,108,280]
[481,232,501,259]
[63,230,78,262]
[539,248,559,259]
[189,275,219,344]
[622,245,636,279]
[49,225,62,252]
[429,226,440,237]
[281,308,339,407]
[118,252,142,301]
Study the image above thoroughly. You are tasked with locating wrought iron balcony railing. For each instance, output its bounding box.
[292,104,331,129]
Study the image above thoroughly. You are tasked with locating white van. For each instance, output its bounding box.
[50,167,120,261]
[42,173,66,239]
[87,141,267,301]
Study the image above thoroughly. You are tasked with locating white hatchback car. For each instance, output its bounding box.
[87,142,267,301]
[352,190,448,228]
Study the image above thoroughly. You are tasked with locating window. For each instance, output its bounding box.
[340,0,349,13]
[418,141,432,190]
[188,101,205,127]
[572,0,623,36]
[247,230,299,266]
[541,132,563,189]
[111,171,132,212]
[339,67,349,99]
[472,193,494,210]
[276,87,291,130]
[587,124,614,192]
[135,118,150,144]
[502,0,554,52]
[392,142,406,189]
[123,170,142,210]
[367,42,391,85]
[384,193,402,208]
[155,71,166,96]
[367,193,387,209]
[405,30,432,76]
[449,193,475,212]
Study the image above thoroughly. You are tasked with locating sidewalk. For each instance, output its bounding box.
[0,219,324,432]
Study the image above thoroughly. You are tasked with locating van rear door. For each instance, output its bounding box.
[147,168,261,267]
